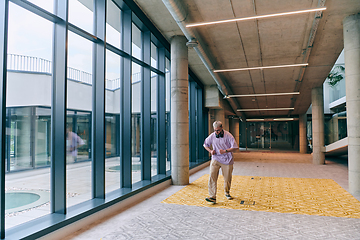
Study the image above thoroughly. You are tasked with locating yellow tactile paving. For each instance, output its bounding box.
[162,175,360,218]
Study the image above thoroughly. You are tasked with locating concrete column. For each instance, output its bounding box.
[224,118,229,131]
[208,109,215,134]
[214,109,226,129]
[229,118,240,146]
[170,36,189,185]
[344,13,360,196]
[311,87,325,164]
[299,114,307,154]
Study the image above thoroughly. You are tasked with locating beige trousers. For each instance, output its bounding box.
[208,159,234,199]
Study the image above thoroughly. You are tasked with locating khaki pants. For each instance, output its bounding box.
[208,159,234,199]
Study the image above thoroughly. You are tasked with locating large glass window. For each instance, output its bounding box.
[105,49,121,193]
[132,23,142,60]
[151,72,158,176]
[66,31,93,207]
[132,62,141,183]
[246,121,299,150]
[5,2,53,228]
[151,42,157,68]
[106,0,122,49]
[69,0,94,35]
[27,0,54,14]
[165,58,171,171]
[1,0,172,238]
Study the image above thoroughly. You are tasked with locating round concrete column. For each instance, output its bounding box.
[344,13,360,196]
[170,36,189,185]
[214,109,226,129]
[299,114,307,154]
[311,87,325,164]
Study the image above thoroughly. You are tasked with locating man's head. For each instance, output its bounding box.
[213,121,224,138]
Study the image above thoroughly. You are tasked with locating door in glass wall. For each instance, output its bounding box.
[270,122,291,149]
[35,107,51,167]
[247,121,295,150]
[247,122,266,149]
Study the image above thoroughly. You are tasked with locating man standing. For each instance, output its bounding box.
[203,121,238,204]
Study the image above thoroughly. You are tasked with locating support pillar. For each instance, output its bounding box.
[299,114,307,154]
[311,87,325,164]
[229,118,240,146]
[214,109,226,129]
[344,13,360,196]
[170,36,189,185]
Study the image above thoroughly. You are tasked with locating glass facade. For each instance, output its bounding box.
[240,120,300,151]
[0,0,208,238]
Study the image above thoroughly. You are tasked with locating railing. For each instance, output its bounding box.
[67,67,92,85]
[7,54,52,74]
[105,78,121,90]
[6,54,167,91]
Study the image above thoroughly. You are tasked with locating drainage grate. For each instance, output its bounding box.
[251,177,262,180]
[240,200,255,205]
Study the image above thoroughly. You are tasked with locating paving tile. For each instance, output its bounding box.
[63,153,360,240]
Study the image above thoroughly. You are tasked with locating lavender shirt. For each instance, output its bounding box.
[203,130,238,165]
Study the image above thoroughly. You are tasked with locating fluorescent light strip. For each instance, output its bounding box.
[246,119,265,121]
[226,92,300,98]
[273,118,295,121]
[186,7,326,27]
[237,108,294,112]
[214,63,308,73]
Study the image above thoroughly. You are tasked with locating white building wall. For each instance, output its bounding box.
[6,71,163,115]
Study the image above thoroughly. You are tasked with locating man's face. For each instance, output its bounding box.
[214,126,223,134]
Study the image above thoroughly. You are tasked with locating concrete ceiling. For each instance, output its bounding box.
[134,0,360,118]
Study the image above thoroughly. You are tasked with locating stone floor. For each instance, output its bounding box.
[63,152,360,240]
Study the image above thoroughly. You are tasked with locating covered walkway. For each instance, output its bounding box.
[60,152,360,240]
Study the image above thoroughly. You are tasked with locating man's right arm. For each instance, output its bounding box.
[203,135,216,155]
[204,146,216,155]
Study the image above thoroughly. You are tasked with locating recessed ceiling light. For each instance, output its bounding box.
[214,63,308,73]
[186,7,326,27]
[225,92,300,98]
[237,108,294,112]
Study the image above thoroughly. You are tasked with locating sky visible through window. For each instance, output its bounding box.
[7,0,149,81]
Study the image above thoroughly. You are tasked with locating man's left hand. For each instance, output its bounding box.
[219,149,227,154]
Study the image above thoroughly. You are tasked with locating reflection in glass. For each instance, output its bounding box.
[326,111,347,145]
[5,3,52,229]
[67,31,92,207]
[246,121,299,151]
[151,42,157,68]
[27,0,54,14]
[106,0,122,49]
[132,62,141,183]
[105,49,121,193]
[151,72,157,176]
[132,23,142,60]
[165,58,171,171]
[69,0,94,35]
